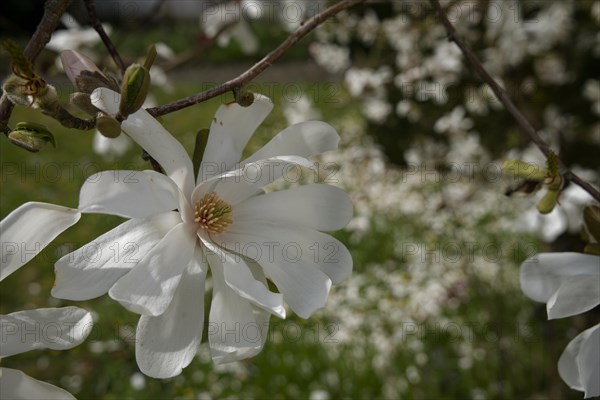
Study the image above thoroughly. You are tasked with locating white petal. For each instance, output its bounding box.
[91,88,195,197]
[0,368,75,400]
[193,156,315,206]
[135,248,207,379]
[201,238,285,318]
[578,324,600,398]
[1,202,80,282]
[242,121,340,165]
[198,94,273,182]
[216,223,340,318]
[233,184,352,232]
[558,324,600,397]
[109,222,196,316]
[520,253,600,303]
[52,212,181,300]
[547,275,600,319]
[0,307,92,357]
[205,248,271,364]
[218,221,352,285]
[78,170,182,218]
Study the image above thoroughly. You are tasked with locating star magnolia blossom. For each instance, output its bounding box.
[520,252,600,398]
[0,88,352,378]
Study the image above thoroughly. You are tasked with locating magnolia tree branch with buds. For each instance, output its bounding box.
[429,0,600,203]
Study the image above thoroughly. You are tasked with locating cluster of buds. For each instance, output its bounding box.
[1,40,97,151]
[502,151,564,214]
[1,40,156,151]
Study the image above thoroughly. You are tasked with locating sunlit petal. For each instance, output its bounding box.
[109,222,196,316]
[241,120,339,165]
[233,184,353,232]
[198,94,273,182]
[91,88,195,197]
[52,212,181,300]
[135,248,207,378]
[0,368,75,400]
[0,307,92,357]
[78,170,183,219]
[1,202,80,281]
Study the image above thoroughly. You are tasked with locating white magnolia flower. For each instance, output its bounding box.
[0,89,352,378]
[521,252,600,397]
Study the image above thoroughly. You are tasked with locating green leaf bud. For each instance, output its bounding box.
[8,122,56,152]
[119,63,150,118]
[536,189,560,214]
[502,160,548,182]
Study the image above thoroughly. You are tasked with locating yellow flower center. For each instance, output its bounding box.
[194,192,233,234]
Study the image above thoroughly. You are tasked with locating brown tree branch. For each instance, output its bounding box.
[0,0,73,135]
[429,0,600,203]
[83,0,126,74]
[147,0,366,117]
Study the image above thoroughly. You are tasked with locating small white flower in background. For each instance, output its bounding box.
[92,129,132,159]
[520,252,600,397]
[200,1,259,54]
[0,90,352,379]
[47,14,111,54]
[309,42,351,74]
[433,106,473,135]
[583,79,600,116]
[283,97,321,126]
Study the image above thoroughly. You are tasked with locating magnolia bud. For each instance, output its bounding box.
[502,160,548,182]
[8,122,56,152]
[70,92,100,116]
[119,63,150,118]
[96,112,122,138]
[536,189,560,214]
[236,91,254,107]
[583,243,600,256]
[60,50,102,86]
[583,205,600,244]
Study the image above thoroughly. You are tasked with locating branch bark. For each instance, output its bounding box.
[147,0,366,117]
[83,0,126,73]
[0,0,73,135]
[429,0,600,203]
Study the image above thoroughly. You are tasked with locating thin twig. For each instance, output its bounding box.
[161,19,238,72]
[147,0,366,117]
[429,0,600,203]
[0,0,73,135]
[83,0,126,74]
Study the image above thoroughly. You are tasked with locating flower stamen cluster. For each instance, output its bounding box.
[194,192,233,234]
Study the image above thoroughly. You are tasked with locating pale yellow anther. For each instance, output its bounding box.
[194,192,233,234]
